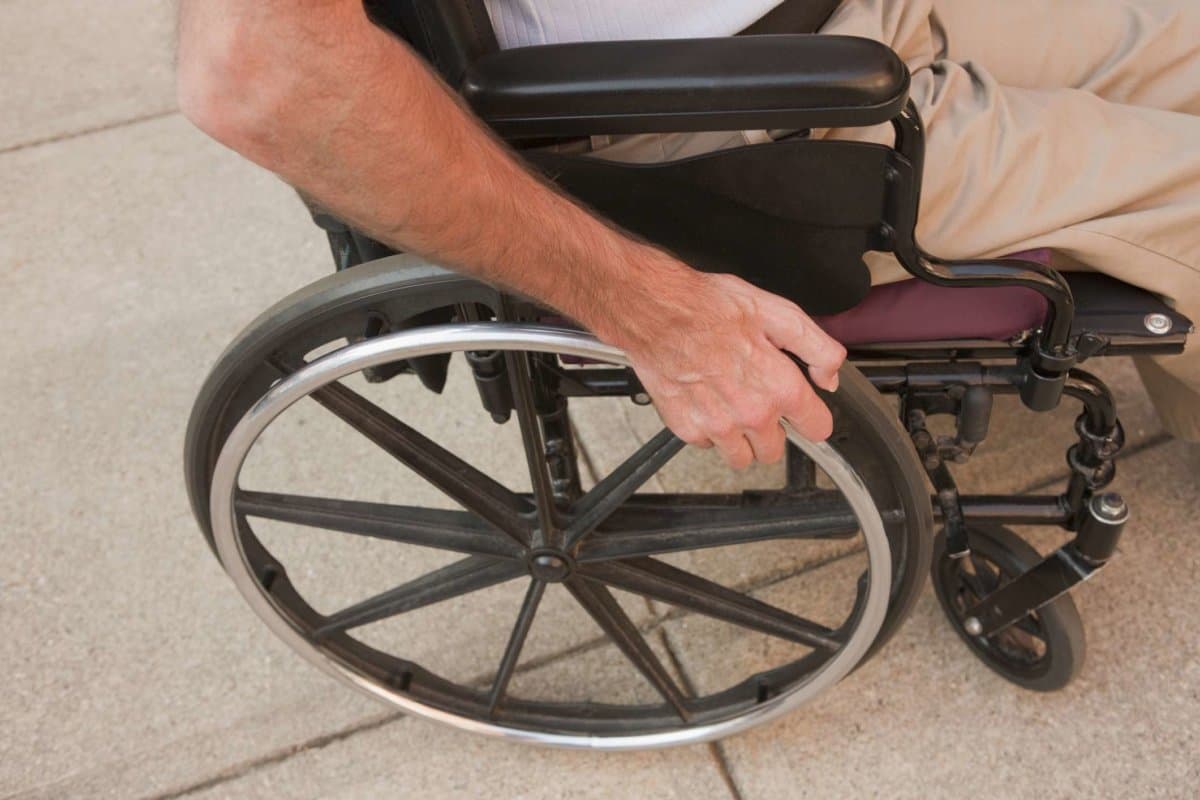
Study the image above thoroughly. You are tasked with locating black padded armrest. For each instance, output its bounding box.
[461,35,909,138]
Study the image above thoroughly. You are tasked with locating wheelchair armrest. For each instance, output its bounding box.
[460,35,910,138]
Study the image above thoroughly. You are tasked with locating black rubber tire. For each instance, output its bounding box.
[824,365,933,662]
[185,255,933,664]
[932,523,1085,692]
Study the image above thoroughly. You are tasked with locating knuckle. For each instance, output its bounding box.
[776,376,805,404]
[745,403,776,431]
[810,408,835,441]
[709,417,737,439]
[777,383,810,416]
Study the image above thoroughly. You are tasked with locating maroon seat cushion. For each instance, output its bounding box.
[815,250,1051,345]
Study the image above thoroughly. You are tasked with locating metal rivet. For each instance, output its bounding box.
[1144,313,1173,335]
[632,392,652,406]
[963,617,983,636]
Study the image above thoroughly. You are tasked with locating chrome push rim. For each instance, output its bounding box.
[209,323,891,750]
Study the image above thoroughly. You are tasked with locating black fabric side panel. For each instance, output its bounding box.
[651,139,893,228]
[530,151,873,316]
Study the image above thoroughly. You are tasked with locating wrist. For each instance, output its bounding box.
[581,243,705,355]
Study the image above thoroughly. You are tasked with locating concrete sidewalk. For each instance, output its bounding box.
[2,4,1197,799]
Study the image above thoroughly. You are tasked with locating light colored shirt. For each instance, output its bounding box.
[482,0,785,49]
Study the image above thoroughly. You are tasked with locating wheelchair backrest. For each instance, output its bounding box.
[364,0,499,85]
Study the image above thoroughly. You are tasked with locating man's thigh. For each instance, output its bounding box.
[889,62,1200,306]
[933,0,1200,112]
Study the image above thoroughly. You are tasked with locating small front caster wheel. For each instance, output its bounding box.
[932,523,1085,691]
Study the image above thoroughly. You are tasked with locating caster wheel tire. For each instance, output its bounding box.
[932,523,1085,692]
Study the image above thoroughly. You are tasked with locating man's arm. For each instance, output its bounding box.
[176,0,846,468]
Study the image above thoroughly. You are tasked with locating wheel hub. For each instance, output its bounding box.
[527,549,573,582]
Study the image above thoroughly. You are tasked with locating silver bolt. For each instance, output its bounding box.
[1092,492,1129,523]
[964,617,984,636]
[1144,313,1173,335]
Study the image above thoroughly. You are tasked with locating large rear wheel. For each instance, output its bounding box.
[186,258,932,747]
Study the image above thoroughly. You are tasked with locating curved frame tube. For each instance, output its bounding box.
[889,102,1077,351]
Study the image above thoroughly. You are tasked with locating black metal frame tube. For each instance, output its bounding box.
[934,495,1071,526]
[888,102,1077,353]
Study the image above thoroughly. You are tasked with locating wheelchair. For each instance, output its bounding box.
[185,2,1193,749]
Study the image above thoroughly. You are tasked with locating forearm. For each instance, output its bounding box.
[177,0,692,348]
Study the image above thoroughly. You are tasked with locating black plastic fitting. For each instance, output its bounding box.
[1019,362,1068,412]
[466,349,514,423]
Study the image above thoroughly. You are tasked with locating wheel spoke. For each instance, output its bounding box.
[313,556,526,638]
[959,563,991,602]
[1012,614,1045,639]
[969,554,1002,594]
[563,429,686,550]
[565,578,691,720]
[235,491,524,559]
[506,351,561,548]
[300,376,530,545]
[577,493,860,562]
[581,558,841,651]
[487,579,547,716]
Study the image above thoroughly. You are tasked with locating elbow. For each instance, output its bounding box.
[177,25,282,163]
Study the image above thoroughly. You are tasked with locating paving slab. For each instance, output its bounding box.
[181,676,732,800]
[0,117,641,799]
[3,6,1193,798]
[949,355,1163,494]
[0,0,177,151]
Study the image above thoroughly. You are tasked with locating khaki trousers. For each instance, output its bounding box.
[593,0,1200,440]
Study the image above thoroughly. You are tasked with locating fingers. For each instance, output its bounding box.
[711,431,756,470]
[778,378,835,443]
[656,397,769,470]
[745,421,788,465]
[762,300,847,394]
[621,273,844,469]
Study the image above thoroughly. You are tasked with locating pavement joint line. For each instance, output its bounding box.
[134,545,869,795]
[656,628,747,800]
[139,711,404,800]
[708,740,747,800]
[134,431,1176,793]
[570,419,602,485]
[0,108,180,156]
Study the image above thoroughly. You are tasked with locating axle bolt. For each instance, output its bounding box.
[963,617,984,636]
[529,552,572,582]
[1143,313,1173,335]
[1091,492,1129,523]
